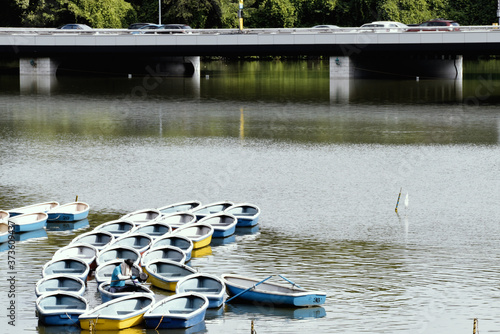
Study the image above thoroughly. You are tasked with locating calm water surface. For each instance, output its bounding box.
[1,60,500,334]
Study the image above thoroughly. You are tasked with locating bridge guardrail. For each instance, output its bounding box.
[1,26,500,36]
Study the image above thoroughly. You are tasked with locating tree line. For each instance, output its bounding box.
[0,0,497,29]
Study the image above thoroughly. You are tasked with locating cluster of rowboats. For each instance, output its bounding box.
[4,199,326,330]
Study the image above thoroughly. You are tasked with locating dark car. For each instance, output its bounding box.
[58,24,92,30]
[128,23,155,29]
[407,19,460,32]
[159,24,192,33]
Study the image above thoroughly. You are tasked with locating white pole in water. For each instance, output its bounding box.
[404,193,409,209]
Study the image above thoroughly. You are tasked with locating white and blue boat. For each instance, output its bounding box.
[156,212,196,230]
[96,244,141,267]
[0,221,9,243]
[9,212,48,232]
[197,213,237,238]
[120,208,161,226]
[42,257,90,282]
[70,230,114,251]
[8,201,59,217]
[94,259,142,285]
[52,243,98,270]
[143,292,209,329]
[35,275,86,297]
[131,221,172,240]
[151,234,193,262]
[98,281,154,303]
[109,232,153,255]
[141,245,186,267]
[190,201,234,220]
[158,200,202,215]
[0,210,9,223]
[221,274,326,307]
[36,292,88,326]
[47,202,89,222]
[224,203,260,227]
[176,273,225,308]
[94,219,135,238]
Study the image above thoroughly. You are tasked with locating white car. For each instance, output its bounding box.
[359,21,407,33]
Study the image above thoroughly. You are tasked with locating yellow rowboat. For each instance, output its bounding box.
[144,259,196,291]
[172,223,214,249]
[79,294,154,330]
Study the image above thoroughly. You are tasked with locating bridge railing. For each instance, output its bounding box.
[0,26,499,36]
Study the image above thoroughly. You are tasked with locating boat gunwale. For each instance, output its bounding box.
[144,292,208,318]
[36,291,89,315]
[78,293,155,321]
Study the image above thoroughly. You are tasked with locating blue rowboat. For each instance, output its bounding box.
[0,221,9,243]
[156,212,196,230]
[53,243,98,270]
[98,281,154,303]
[94,219,135,238]
[189,201,234,221]
[42,257,90,282]
[157,200,202,215]
[145,259,197,291]
[109,232,153,255]
[70,230,114,251]
[8,201,59,217]
[78,294,155,331]
[96,244,141,267]
[151,235,193,262]
[47,202,89,222]
[35,275,86,297]
[120,208,161,226]
[94,259,142,285]
[141,245,186,267]
[36,292,88,326]
[197,213,237,238]
[224,203,260,227]
[144,292,208,329]
[176,273,225,308]
[221,274,326,307]
[9,212,48,232]
[131,221,172,240]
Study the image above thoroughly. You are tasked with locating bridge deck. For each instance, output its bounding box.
[1,26,500,57]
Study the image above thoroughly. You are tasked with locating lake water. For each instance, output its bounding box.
[0,59,500,334]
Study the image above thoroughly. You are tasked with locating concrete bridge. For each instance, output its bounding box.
[1,26,500,79]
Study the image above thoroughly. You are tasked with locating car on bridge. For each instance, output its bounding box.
[359,21,407,33]
[57,24,92,30]
[407,19,460,32]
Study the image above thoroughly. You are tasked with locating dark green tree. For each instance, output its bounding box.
[162,0,222,28]
[250,0,297,27]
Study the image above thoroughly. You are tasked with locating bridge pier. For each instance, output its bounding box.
[330,55,463,80]
[20,57,59,76]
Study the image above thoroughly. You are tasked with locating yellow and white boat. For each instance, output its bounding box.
[172,223,214,249]
[79,293,154,330]
[144,259,196,291]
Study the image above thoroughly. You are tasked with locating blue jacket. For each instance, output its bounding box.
[110,265,125,287]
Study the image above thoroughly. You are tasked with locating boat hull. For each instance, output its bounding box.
[234,216,259,227]
[144,311,205,329]
[79,313,145,330]
[147,274,178,291]
[225,285,326,307]
[38,312,83,326]
[10,213,48,233]
[212,225,236,238]
[48,211,88,222]
[47,202,89,222]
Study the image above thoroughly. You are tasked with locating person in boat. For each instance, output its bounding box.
[109,259,138,293]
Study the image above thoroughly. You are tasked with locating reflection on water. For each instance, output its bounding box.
[1,59,500,334]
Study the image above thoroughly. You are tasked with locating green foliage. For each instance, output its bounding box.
[3,0,499,29]
[249,0,297,27]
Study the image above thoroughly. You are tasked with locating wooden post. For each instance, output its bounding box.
[473,318,478,334]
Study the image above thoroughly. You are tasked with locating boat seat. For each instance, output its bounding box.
[43,305,82,310]
[169,309,194,314]
[51,269,83,274]
[45,287,78,291]
[157,273,182,277]
[184,288,219,293]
